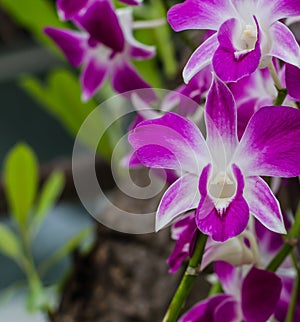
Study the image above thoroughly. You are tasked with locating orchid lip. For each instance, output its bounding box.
[208,169,237,214]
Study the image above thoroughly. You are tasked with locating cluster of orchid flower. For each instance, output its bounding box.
[46,0,300,321]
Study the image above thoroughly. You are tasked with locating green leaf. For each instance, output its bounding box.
[33,171,65,233]
[39,227,93,277]
[4,143,38,226]
[0,0,66,54]
[21,69,114,159]
[0,224,21,260]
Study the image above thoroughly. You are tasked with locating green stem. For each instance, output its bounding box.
[267,203,300,272]
[268,61,288,105]
[162,233,208,322]
[285,251,300,322]
[208,280,223,297]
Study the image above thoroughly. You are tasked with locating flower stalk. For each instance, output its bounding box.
[162,233,208,322]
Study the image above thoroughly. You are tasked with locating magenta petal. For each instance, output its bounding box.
[75,0,125,52]
[129,112,210,173]
[167,212,197,273]
[183,33,218,83]
[120,0,142,5]
[235,106,300,177]
[111,61,151,94]
[214,297,241,322]
[80,58,108,101]
[179,294,233,322]
[286,63,300,100]
[205,75,238,156]
[156,174,199,231]
[214,261,239,294]
[244,177,286,234]
[57,0,89,20]
[167,0,232,31]
[196,164,249,242]
[269,21,299,66]
[213,18,261,82]
[242,267,282,322]
[269,0,300,21]
[44,27,86,67]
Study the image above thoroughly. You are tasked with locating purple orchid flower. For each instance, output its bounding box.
[254,219,300,321]
[57,0,143,21]
[168,0,300,83]
[179,261,282,322]
[168,212,259,273]
[129,75,300,242]
[45,1,155,101]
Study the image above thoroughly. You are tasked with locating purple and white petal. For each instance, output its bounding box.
[244,177,286,234]
[111,61,151,94]
[179,294,233,322]
[167,212,197,273]
[214,261,241,296]
[269,22,299,66]
[75,0,125,52]
[117,8,155,60]
[234,106,300,177]
[167,0,233,32]
[213,18,261,82]
[80,58,108,101]
[129,112,210,173]
[44,27,87,67]
[205,75,238,158]
[183,33,218,83]
[269,0,300,22]
[196,164,249,242]
[57,0,89,20]
[156,173,199,231]
[285,63,300,100]
[214,297,242,322]
[241,267,282,322]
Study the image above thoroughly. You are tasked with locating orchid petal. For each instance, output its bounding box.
[111,61,151,94]
[196,164,249,242]
[242,267,282,322]
[214,297,242,322]
[167,0,233,31]
[234,106,300,177]
[285,64,300,100]
[129,112,210,173]
[120,0,142,5]
[117,8,155,60]
[269,0,300,21]
[183,33,218,83]
[80,58,108,101]
[179,294,233,322]
[269,21,299,66]
[244,177,286,234]
[75,0,125,52]
[156,173,199,231]
[57,0,89,20]
[44,27,87,67]
[214,261,241,296]
[213,18,261,82]
[205,75,238,160]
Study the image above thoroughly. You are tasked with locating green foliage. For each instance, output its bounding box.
[21,69,114,159]
[0,0,66,54]
[33,170,65,234]
[0,224,21,260]
[4,143,38,227]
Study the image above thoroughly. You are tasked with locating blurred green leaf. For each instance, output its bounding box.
[0,0,66,53]
[39,227,93,277]
[33,171,65,233]
[0,223,21,260]
[21,69,114,159]
[4,143,38,226]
